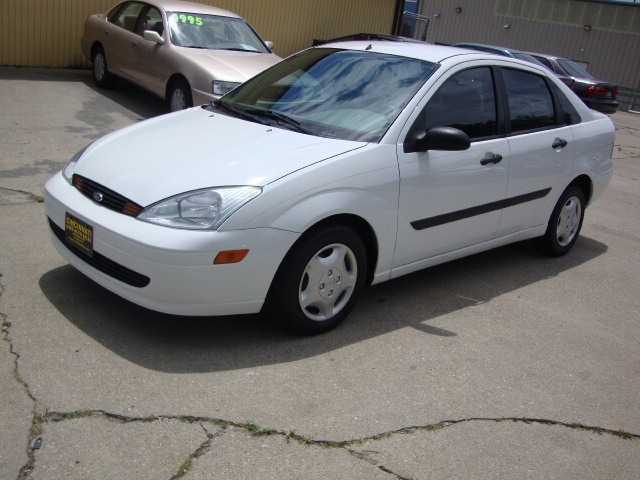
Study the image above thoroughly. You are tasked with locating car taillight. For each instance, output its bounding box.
[585,85,617,99]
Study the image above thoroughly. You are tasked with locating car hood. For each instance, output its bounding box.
[74,107,366,206]
[179,48,281,82]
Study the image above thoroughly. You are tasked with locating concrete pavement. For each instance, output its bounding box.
[1,67,639,479]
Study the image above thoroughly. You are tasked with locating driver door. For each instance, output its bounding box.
[394,66,509,271]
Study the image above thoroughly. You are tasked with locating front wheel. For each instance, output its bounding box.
[264,225,367,334]
[167,79,193,112]
[535,186,585,256]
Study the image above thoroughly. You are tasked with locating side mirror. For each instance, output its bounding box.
[265,40,274,50]
[404,126,471,153]
[143,30,165,45]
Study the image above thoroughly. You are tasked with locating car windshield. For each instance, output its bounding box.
[215,48,437,142]
[168,12,269,53]
[558,59,594,79]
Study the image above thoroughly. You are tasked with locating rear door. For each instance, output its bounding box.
[494,68,576,238]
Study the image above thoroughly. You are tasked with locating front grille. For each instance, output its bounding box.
[72,174,143,217]
[48,217,150,288]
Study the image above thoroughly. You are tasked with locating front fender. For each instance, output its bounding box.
[272,189,399,283]
[221,144,401,282]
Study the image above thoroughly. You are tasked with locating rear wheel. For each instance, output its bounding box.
[167,79,193,112]
[535,186,585,256]
[265,225,367,334]
[92,46,115,88]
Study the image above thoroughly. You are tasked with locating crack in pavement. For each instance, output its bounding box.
[23,408,640,480]
[3,271,639,480]
[2,276,638,479]
[1,275,40,480]
[2,269,639,479]
[0,186,44,205]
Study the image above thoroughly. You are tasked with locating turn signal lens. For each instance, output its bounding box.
[214,249,249,264]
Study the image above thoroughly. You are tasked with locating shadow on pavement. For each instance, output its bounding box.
[40,236,607,373]
[0,67,167,120]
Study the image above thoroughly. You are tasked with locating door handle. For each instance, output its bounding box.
[131,41,138,47]
[480,153,503,165]
[552,138,568,149]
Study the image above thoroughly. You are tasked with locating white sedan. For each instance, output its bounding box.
[45,42,614,334]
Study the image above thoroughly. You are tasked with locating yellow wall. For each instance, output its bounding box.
[0,0,397,68]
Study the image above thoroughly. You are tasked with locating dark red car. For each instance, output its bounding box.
[526,52,619,114]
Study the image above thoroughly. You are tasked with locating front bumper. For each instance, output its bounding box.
[44,172,299,316]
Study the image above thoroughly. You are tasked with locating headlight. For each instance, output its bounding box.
[137,186,261,230]
[212,81,241,96]
[62,143,92,184]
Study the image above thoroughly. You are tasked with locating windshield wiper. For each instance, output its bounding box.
[244,109,314,135]
[220,47,259,53]
[213,100,269,125]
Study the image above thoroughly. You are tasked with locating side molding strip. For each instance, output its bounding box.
[410,188,551,230]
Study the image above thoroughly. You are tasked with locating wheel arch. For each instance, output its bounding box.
[165,73,190,100]
[90,41,105,58]
[277,214,379,287]
[567,174,593,206]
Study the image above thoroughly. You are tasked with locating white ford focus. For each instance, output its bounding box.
[45,42,614,334]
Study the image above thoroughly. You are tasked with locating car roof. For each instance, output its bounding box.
[314,41,492,64]
[144,0,241,18]
[454,43,523,54]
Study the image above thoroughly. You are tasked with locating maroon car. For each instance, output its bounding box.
[527,52,619,114]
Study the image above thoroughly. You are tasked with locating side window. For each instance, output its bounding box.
[113,2,145,33]
[138,7,163,35]
[502,68,555,133]
[551,82,582,126]
[107,4,126,23]
[421,67,498,140]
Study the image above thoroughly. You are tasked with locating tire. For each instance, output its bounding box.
[264,225,367,334]
[535,186,585,256]
[167,79,193,112]
[92,46,115,89]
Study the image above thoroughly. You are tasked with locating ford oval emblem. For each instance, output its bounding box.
[93,191,104,202]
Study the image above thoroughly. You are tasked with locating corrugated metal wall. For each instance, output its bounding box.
[420,0,640,92]
[0,0,397,68]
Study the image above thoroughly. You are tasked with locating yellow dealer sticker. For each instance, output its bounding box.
[65,213,93,257]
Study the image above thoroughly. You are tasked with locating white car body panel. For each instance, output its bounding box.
[77,107,365,207]
[395,138,510,266]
